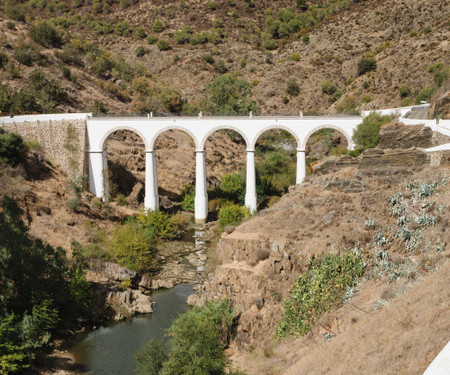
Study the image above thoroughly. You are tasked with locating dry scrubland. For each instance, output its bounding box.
[0,0,448,115]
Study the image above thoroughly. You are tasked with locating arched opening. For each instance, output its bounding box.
[203,128,247,219]
[105,129,146,206]
[253,128,298,209]
[153,129,196,211]
[304,127,350,174]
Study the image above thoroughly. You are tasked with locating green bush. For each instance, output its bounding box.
[286,78,300,96]
[205,75,260,115]
[398,85,411,98]
[173,26,191,44]
[135,339,168,375]
[147,34,158,45]
[115,193,128,206]
[352,112,392,150]
[0,131,26,166]
[190,32,209,45]
[336,95,360,114]
[152,20,165,33]
[157,40,171,51]
[415,87,435,104]
[357,53,377,75]
[321,80,337,95]
[135,27,147,39]
[160,300,236,375]
[135,46,147,57]
[202,53,215,64]
[13,41,42,66]
[115,21,130,36]
[182,193,195,212]
[29,21,62,48]
[0,51,8,68]
[106,221,156,272]
[220,173,245,199]
[218,202,248,228]
[290,52,300,61]
[136,210,177,240]
[276,250,364,338]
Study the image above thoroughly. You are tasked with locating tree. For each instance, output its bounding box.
[286,78,300,96]
[205,75,260,115]
[352,112,392,150]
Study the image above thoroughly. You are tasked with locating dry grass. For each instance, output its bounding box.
[283,262,450,375]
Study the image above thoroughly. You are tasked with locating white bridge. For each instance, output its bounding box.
[3,104,448,223]
[86,115,360,222]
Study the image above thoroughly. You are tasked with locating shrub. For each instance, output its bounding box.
[321,80,337,95]
[14,41,42,66]
[220,173,245,199]
[152,20,165,33]
[115,21,130,36]
[213,60,227,74]
[434,68,448,88]
[135,339,168,375]
[0,131,26,166]
[0,52,8,68]
[336,95,360,114]
[136,210,177,240]
[218,202,248,228]
[135,46,147,57]
[302,35,310,44]
[398,85,411,98]
[357,53,377,75]
[158,300,235,375]
[157,40,171,51]
[147,34,158,45]
[202,54,215,64]
[115,193,128,206]
[190,32,209,45]
[173,26,191,44]
[290,52,300,61]
[182,193,195,212]
[276,250,364,338]
[415,87,435,104]
[205,74,260,115]
[29,22,62,48]
[352,112,392,150]
[286,78,299,96]
[135,27,147,39]
[106,221,156,272]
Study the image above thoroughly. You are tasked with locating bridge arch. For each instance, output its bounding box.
[200,125,250,150]
[99,125,149,152]
[150,126,199,151]
[301,124,353,150]
[251,125,300,150]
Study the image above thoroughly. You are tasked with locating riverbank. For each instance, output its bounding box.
[33,221,220,375]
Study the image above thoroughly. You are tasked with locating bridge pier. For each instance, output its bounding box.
[296,149,306,184]
[88,150,107,199]
[144,150,159,211]
[245,150,257,213]
[195,150,208,223]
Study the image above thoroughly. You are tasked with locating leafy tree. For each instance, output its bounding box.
[352,112,392,150]
[106,221,156,272]
[135,339,168,375]
[136,210,177,240]
[205,75,260,115]
[0,196,92,372]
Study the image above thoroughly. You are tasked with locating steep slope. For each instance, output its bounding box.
[0,0,448,115]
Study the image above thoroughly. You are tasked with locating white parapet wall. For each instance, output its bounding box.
[361,104,431,118]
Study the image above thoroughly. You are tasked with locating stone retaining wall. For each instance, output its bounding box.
[1,119,87,178]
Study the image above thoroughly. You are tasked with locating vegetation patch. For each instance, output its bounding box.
[276,249,365,338]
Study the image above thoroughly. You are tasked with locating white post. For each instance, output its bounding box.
[245,150,257,213]
[88,150,107,199]
[296,149,306,184]
[144,150,159,211]
[195,150,208,223]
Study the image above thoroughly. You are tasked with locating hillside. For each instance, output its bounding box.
[191,123,450,374]
[0,0,449,115]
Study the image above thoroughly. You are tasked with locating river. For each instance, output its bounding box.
[63,226,211,374]
[64,283,194,374]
